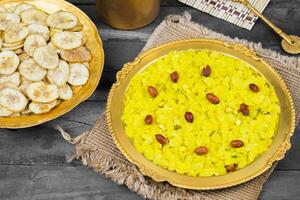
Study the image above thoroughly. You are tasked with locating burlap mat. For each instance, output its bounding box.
[59,12,300,200]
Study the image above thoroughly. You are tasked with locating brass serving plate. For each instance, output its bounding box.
[107,39,295,190]
[0,0,104,129]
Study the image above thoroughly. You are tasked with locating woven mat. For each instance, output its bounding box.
[178,0,270,30]
[59,12,300,200]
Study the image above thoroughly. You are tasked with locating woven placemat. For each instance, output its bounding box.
[59,12,300,200]
[178,0,270,30]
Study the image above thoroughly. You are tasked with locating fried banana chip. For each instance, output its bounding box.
[0,51,19,75]
[21,8,48,25]
[60,46,92,63]
[0,72,20,86]
[3,23,29,43]
[47,11,78,30]
[47,60,69,86]
[0,104,13,117]
[28,24,50,41]
[24,34,47,56]
[0,88,28,112]
[29,100,59,114]
[68,63,89,86]
[0,12,21,31]
[26,81,59,103]
[15,3,35,14]
[58,84,73,100]
[19,58,47,81]
[52,31,82,50]
[33,45,59,69]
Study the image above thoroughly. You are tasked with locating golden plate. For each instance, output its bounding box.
[0,0,104,129]
[107,39,295,190]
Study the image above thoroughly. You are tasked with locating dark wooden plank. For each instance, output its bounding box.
[0,165,299,200]
[260,171,300,200]
[67,0,300,8]
[277,125,300,170]
[0,165,141,200]
[0,102,105,166]
[77,6,300,56]
[66,0,184,6]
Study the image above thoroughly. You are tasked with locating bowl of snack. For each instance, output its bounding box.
[0,0,104,128]
[107,39,295,189]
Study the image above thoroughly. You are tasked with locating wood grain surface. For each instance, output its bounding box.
[0,0,300,199]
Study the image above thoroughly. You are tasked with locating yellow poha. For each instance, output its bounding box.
[122,50,280,177]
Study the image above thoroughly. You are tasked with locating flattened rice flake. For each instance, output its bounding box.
[122,50,280,177]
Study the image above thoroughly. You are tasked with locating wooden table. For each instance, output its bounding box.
[1,0,300,199]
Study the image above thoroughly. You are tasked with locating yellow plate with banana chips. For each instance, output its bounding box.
[0,0,104,128]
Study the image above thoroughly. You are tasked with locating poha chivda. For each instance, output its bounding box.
[122,50,280,176]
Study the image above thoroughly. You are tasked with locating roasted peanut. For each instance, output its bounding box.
[225,164,237,172]
[231,140,244,148]
[144,115,153,124]
[194,146,208,155]
[148,86,158,97]
[185,111,194,123]
[240,103,249,116]
[249,83,259,92]
[202,65,211,77]
[206,93,220,104]
[170,71,179,83]
[155,134,168,145]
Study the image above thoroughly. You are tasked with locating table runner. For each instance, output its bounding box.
[178,0,270,30]
[59,12,300,200]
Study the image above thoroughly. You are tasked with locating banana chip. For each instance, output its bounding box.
[52,31,82,50]
[0,7,6,12]
[60,46,92,63]
[47,42,61,54]
[2,41,23,47]
[0,82,21,91]
[58,84,73,100]
[29,100,59,114]
[26,82,59,103]
[21,8,48,25]
[68,63,89,86]
[19,58,47,81]
[10,112,21,117]
[14,48,23,55]
[24,34,47,56]
[68,22,83,32]
[47,11,78,30]
[0,88,28,112]
[21,108,32,115]
[33,45,59,69]
[4,23,29,43]
[19,76,32,93]
[1,43,24,51]
[28,24,50,41]
[6,6,16,13]
[0,12,21,31]
[15,3,35,14]
[18,52,30,61]
[0,51,19,75]
[47,60,69,86]
[0,72,20,86]
[0,105,13,117]
[49,28,62,37]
